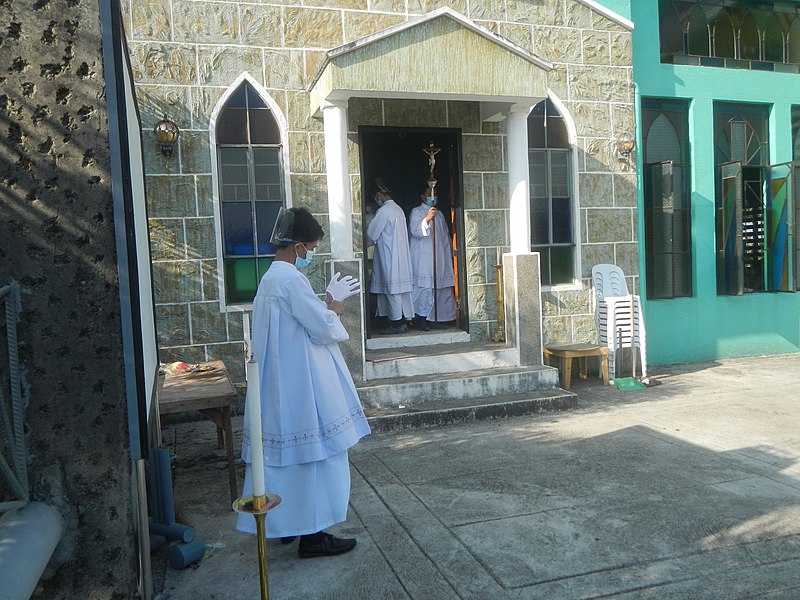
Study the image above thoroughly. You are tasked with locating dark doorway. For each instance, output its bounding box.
[359,126,468,338]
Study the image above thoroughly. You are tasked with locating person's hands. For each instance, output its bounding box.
[326,272,361,302]
[425,207,437,222]
[326,298,345,316]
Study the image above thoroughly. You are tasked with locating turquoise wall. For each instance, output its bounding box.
[629,1,800,364]
[592,0,630,21]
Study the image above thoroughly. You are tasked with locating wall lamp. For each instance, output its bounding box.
[153,116,180,157]
[616,132,636,160]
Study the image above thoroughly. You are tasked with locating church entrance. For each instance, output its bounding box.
[359,127,468,339]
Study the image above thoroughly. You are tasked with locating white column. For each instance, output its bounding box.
[507,104,533,254]
[322,100,353,259]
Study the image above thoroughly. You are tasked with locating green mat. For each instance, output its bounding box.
[614,377,647,390]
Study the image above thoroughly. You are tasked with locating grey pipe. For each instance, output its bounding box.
[0,502,62,600]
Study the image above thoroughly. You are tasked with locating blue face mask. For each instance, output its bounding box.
[375,195,385,208]
[294,244,314,269]
[424,195,438,207]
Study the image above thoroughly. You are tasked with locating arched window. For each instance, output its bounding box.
[645,114,682,164]
[788,17,800,64]
[642,99,692,299]
[660,1,684,59]
[713,11,736,59]
[763,15,785,63]
[739,12,761,60]
[687,5,710,56]
[212,76,288,306]
[528,98,574,287]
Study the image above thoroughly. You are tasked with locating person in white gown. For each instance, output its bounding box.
[365,178,414,334]
[237,207,371,558]
[409,186,456,330]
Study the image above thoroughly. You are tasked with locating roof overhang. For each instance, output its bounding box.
[309,8,553,117]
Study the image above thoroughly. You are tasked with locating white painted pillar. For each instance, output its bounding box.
[322,100,353,259]
[507,104,532,254]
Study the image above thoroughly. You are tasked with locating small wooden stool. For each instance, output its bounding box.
[543,343,609,390]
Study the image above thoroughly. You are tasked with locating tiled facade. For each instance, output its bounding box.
[122,0,635,384]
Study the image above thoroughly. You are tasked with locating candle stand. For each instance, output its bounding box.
[233,493,282,600]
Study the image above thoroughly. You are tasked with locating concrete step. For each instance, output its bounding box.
[366,328,470,350]
[356,364,560,408]
[364,341,518,380]
[365,388,576,433]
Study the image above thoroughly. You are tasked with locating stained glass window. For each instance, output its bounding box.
[216,81,285,305]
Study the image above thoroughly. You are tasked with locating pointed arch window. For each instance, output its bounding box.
[215,80,287,305]
[763,15,784,63]
[739,12,761,61]
[528,98,575,287]
[687,6,710,56]
[642,98,692,299]
[660,2,800,71]
[713,11,736,59]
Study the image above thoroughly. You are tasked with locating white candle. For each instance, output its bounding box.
[246,358,266,498]
[242,313,252,360]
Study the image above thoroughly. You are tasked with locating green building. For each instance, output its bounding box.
[622,0,800,364]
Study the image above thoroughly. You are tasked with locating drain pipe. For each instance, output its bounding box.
[0,502,63,600]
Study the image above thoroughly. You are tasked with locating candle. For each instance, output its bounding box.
[246,358,266,498]
[243,313,252,360]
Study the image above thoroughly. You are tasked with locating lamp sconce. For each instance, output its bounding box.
[616,132,636,160]
[153,116,180,157]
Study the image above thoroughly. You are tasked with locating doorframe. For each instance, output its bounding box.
[357,125,469,338]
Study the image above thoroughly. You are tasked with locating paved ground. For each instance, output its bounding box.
[155,354,800,599]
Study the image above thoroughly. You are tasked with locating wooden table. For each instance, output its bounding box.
[543,343,609,390]
[158,360,239,503]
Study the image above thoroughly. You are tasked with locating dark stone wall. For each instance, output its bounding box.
[0,0,139,597]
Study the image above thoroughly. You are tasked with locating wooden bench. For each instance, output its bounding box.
[543,343,609,390]
[158,360,239,504]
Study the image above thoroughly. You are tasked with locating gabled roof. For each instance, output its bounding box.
[309,8,553,113]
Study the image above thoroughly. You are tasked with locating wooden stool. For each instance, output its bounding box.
[543,343,609,390]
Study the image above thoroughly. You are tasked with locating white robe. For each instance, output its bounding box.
[237,261,371,538]
[366,199,414,320]
[409,203,457,322]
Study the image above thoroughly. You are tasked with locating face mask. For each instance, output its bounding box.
[375,195,385,208]
[294,244,314,269]
[424,195,438,207]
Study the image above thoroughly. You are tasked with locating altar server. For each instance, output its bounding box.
[237,207,370,558]
[365,178,414,334]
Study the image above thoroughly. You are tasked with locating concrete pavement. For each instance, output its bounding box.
[156,354,800,599]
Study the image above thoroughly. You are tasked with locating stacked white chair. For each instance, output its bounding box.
[591,264,647,381]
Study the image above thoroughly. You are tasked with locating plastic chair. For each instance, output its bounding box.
[591,264,647,380]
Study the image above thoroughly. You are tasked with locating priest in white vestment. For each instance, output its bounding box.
[237,207,371,559]
[365,178,414,334]
[409,187,457,329]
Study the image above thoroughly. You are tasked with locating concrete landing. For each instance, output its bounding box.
[156,354,800,600]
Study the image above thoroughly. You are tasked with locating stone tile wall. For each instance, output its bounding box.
[123,0,635,380]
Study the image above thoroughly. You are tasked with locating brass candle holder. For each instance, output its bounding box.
[233,493,282,600]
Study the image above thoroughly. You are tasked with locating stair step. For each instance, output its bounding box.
[365,389,576,433]
[364,341,518,380]
[366,329,470,350]
[356,364,560,408]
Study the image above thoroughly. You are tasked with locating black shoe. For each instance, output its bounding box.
[429,320,450,330]
[280,536,296,545]
[298,532,357,558]
[415,316,432,331]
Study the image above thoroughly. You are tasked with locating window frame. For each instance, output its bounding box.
[641,97,693,300]
[527,96,580,289]
[209,73,292,312]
